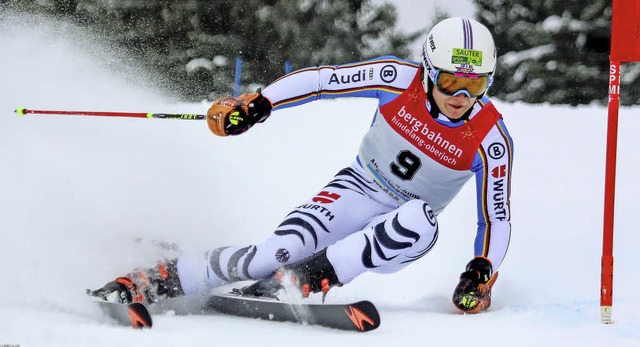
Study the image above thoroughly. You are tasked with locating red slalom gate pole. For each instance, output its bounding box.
[602,0,640,325]
[600,60,621,324]
[14,107,205,120]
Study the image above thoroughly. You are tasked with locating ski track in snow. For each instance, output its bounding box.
[1,11,639,347]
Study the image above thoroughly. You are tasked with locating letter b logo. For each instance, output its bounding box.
[488,142,506,160]
[380,65,397,83]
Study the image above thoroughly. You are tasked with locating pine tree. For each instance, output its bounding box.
[474,0,639,105]
[57,0,414,101]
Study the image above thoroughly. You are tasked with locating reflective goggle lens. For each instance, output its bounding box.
[435,70,489,98]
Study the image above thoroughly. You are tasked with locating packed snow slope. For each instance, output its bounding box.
[1,12,639,347]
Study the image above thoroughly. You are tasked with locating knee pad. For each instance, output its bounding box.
[394,199,438,239]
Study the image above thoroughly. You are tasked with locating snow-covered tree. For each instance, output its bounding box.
[475,0,639,105]
[4,0,413,101]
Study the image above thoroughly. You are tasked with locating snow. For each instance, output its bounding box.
[186,58,215,73]
[501,45,556,68]
[2,11,640,347]
[540,15,589,33]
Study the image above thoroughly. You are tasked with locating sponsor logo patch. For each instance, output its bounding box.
[492,178,507,221]
[451,48,483,66]
[428,34,436,52]
[380,64,397,83]
[328,69,370,84]
[488,142,506,160]
[491,164,507,178]
[275,248,290,263]
[312,191,341,204]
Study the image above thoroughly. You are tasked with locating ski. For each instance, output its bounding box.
[90,290,380,331]
[92,300,152,329]
[199,293,380,332]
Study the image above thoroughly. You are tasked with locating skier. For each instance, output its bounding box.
[90,17,513,314]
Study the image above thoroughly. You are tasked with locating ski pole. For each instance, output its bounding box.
[14,107,205,120]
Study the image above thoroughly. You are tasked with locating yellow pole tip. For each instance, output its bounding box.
[15,107,26,116]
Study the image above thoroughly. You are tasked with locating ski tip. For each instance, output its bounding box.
[128,303,153,329]
[92,297,153,329]
[344,300,380,332]
[15,107,26,116]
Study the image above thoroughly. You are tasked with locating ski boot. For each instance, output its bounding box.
[235,249,342,300]
[87,259,185,305]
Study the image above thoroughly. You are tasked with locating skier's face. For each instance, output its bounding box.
[431,86,475,119]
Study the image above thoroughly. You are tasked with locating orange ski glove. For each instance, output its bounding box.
[206,92,272,136]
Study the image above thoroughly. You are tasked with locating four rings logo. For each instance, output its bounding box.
[380,64,397,83]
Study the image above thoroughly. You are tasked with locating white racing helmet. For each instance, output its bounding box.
[422,17,497,97]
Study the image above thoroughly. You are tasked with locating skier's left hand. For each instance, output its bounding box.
[206,92,272,136]
[452,257,498,313]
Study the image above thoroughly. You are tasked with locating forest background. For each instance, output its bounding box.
[3,0,638,105]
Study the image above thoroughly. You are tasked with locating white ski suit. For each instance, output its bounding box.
[177,56,514,295]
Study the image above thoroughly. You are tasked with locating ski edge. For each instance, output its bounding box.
[202,294,381,332]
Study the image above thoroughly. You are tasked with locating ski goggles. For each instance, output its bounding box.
[434,69,490,98]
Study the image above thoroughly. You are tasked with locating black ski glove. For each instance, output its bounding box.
[452,257,498,313]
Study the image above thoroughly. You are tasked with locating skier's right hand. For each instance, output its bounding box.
[206,92,272,136]
[452,257,498,313]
